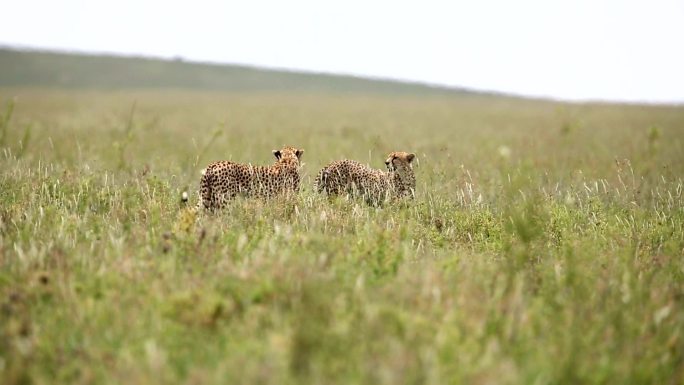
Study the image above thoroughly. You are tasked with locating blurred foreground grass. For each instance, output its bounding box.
[1,88,684,384]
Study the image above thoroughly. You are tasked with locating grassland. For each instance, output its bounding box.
[0,48,471,95]
[1,86,683,385]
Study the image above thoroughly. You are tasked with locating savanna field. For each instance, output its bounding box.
[1,87,684,384]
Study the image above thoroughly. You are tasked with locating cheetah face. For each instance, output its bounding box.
[385,151,416,172]
[272,146,304,164]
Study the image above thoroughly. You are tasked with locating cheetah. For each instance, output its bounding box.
[314,151,416,205]
[193,146,304,210]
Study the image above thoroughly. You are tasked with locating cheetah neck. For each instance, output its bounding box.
[388,167,415,197]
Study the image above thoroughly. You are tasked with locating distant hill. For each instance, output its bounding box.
[0,47,477,95]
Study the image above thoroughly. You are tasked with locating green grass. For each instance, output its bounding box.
[1,88,683,384]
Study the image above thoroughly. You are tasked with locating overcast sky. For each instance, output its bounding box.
[2,0,683,102]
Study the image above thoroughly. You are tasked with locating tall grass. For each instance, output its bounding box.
[1,88,683,384]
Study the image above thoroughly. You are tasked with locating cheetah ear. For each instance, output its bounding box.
[272,150,281,160]
[407,153,416,163]
[295,149,304,159]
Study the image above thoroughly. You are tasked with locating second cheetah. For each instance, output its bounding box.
[314,151,416,204]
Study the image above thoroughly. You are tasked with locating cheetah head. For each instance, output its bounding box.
[385,151,416,172]
[272,146,304,165]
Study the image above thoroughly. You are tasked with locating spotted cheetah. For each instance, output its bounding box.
[193,146,304,210]
[314,151,416,204]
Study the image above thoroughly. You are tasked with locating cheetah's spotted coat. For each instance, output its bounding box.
[196,146,304,210]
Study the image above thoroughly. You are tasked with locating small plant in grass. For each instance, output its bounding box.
[114,102,137,171]
[0,98,14,148]
[16,124,31,159]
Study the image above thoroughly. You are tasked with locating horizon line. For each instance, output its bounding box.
[1,43,682,107]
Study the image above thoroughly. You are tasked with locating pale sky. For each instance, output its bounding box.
[2,0,683,102]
